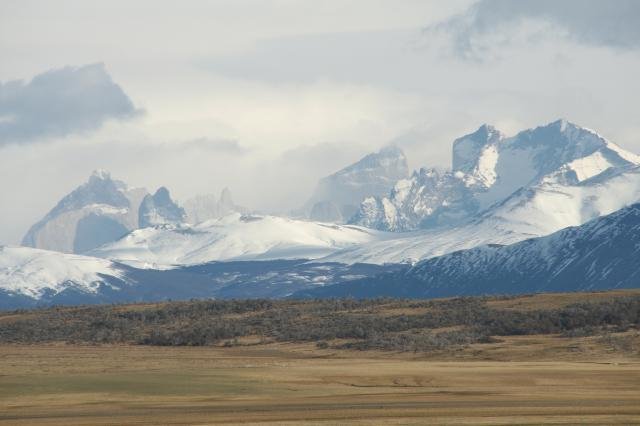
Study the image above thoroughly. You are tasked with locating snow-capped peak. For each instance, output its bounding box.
[352,119,640,233]
[452,124,503,172]
[451,124,504,189]
[555,117,569,132]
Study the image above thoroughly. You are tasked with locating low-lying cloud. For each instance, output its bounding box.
[0,63,140,146]
[430,0,640,59]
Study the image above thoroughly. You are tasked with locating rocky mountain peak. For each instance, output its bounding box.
[138,187,186,228]
[452,124,503,175]
[22,171,148,253]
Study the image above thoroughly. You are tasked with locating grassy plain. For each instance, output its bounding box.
[1,290,639,425]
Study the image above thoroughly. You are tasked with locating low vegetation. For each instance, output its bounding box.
[1,292,639,353]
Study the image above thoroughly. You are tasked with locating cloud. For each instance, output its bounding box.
[201,30,420,87]
[180,138,247,155]
[0,63,140,145]
[280,141,366,168]
[429,0,640,59]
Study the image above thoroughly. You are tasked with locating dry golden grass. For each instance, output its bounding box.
[1,334,639,425]
[485,288,640,311]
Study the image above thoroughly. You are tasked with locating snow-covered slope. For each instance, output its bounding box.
[90,213,391,268]
[22,170,148,254]
[0,245,125,300]
[304,145,409,222]
[299,202,640,299]
[482,165,640,237]
[0,248,402,309]
[322,216,527,265]
[351,120,640,232]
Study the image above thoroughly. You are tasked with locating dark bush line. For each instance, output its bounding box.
[0,295,638,352]
[337,329,496,352]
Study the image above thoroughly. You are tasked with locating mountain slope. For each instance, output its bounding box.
[297,202,640,299]
[304,145,409,222]
[22,170,148,254]
[90,213,391,268]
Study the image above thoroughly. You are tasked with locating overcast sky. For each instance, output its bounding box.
[1,0,640,244]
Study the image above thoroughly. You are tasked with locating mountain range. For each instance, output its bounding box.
[4,191,639,308]
[329,119,640,264]
[351,120,640,232]
[3,119,640,307]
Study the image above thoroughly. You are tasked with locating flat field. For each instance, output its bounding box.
[1,290,639,425]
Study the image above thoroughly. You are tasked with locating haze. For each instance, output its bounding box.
[1,0,640,244]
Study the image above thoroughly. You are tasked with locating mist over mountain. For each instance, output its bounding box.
[183,188,247,224]
[303,145,409,222]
